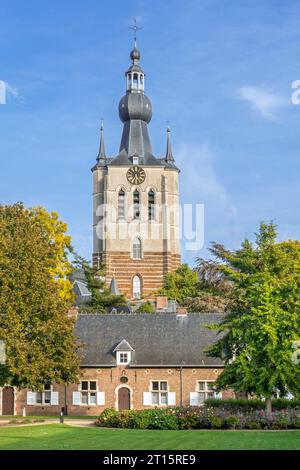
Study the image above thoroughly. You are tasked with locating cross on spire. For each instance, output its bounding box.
[129,18,142,47]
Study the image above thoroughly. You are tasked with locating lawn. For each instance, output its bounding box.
[0,424,299,450]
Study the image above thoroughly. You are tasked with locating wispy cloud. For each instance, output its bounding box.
[5,82,19,99]
[177,143,237,216]
[237,86,288,120]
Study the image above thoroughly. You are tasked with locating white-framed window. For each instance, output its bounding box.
[80,380,97,405]
[27,385,59,406]
[132,237,142,259]
[133,190,140,219]
[36,384,52,405]
[118,189,125,219]
[132,275,142,298]
[148,190,155,220]
[191,381,221,405]
[116,351,131,365]
[151,381,168,406]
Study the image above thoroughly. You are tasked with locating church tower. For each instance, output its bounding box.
[92,43,180,299]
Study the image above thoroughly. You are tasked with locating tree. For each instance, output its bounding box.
[73,255,127,313]
[136,301,155,314]
[159,264,199,304]
[206,223,300,415]
[0,203,81,389]
[185,258,232,312]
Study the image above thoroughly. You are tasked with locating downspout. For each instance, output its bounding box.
[180,366,183,407]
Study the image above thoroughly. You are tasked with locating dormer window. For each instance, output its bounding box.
[133,156,139,165]
[117,352,130,365]
[113,339,134,366]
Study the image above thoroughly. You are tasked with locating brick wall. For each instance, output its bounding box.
[14,366,233,416]
[93,251,181,298]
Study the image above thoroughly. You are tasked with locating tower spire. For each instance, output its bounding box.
[165,126,174,162]
[96,121,106,164]
[129,18,142,48]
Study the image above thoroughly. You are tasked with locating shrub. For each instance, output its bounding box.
[224,416,240,429]
[244,420,263,430]
[270,417,289,430]
[205,398,300,411]
[207,415,223,429]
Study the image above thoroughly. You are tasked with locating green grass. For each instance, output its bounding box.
[0,424,299,450]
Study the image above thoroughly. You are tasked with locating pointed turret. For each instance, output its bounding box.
[165,126,174,163]
[96,123,106,165]
[109,276,121,296]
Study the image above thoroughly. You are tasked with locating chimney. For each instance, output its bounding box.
[67,305,79,319]
[176,307,188,317]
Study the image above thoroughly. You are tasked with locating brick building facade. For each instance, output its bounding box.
[0,313,233,416]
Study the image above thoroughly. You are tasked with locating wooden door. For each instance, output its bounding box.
[2,386,14,415]
[118,387,130,411]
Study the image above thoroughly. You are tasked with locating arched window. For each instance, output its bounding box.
[118,189,125,219]
[148,190,155,220]
[132,237,142,259]
[133,73,138,88]
[133,190,140,219]
[133,275,142,299]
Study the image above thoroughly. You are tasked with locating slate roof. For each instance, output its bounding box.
[73,280,92,304]
[75,313,224,367]
[113,339,134,352]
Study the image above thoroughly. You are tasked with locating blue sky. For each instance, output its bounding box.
[1,0,300,265]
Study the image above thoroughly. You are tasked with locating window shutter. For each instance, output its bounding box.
[143,392,152,406]
[72,391,81,405]
[189,392,199,406]
[27,391,36,405]
[167,392,176,406]
[50,391,59,405]
[97,391,105,406]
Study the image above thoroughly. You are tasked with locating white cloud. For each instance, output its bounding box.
[5,82,19,98]
[237,86,288,120]
[177,143,237,216]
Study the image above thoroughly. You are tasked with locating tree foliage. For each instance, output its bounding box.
[159,264,199,304]
[206,222,300,411]
[73,255,127,313]
[0,203,81,389]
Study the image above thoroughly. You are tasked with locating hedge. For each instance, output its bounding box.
[205,398,300,411]
[96,407,300,431]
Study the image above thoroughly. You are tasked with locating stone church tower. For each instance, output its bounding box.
[92,44,180,299]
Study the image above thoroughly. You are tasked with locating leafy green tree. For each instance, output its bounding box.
[206,223,300,415]
[136,301,155,314]
[159,264,199,304]
[73,255,127,313]
[0,203,81,389]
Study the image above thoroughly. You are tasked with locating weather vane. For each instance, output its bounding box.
[129,18,142,48]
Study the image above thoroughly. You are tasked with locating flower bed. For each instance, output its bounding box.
[96,407,300,430]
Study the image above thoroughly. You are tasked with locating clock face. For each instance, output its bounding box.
[126,166,146,185]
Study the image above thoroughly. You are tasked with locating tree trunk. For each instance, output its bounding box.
[265,397,272,418]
